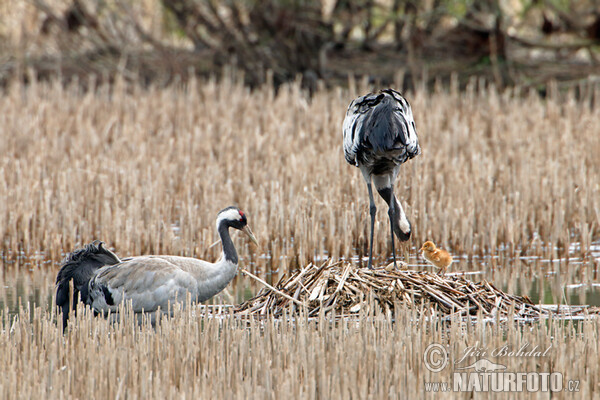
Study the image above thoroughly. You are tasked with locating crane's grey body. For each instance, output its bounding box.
[87,254,238,314]
[343,89,420,268]
[56,207,257,329]
[343,89,420,175]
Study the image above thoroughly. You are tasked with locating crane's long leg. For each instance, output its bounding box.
[366,181,376,269]
[388,183,398,269]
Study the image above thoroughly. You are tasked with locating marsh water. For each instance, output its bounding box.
[2,242,599,318]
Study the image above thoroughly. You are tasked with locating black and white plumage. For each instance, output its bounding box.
[343,89,421,269]
[55,206,258,329]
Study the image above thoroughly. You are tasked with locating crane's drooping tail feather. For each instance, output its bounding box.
[56,240,121,329]
[376,186,411,241]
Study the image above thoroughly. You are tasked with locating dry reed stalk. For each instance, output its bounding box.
[241,268,304,307]
[0,75,598,281]
[0,297,599,399]
[235,261,599,320]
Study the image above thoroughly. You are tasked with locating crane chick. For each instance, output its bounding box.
[420,241,453,275]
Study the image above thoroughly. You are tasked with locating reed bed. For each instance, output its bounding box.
[1,76,599,280]
[1,5,599,398]
[0,300,598,399]
[236,261,598,320]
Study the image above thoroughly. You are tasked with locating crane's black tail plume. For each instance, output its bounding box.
[56,240,120,330]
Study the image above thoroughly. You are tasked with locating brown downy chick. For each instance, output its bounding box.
[420,241,453,275]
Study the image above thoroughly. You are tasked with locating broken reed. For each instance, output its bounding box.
[1,76,599,276]
[0,299,598,399]
[235,261,598,320]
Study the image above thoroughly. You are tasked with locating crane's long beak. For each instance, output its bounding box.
[242,225,259,247]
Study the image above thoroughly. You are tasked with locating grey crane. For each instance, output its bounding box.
[343,89,421,269]
[56,206,258,329]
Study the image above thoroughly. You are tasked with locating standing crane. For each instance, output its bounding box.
[343,89,421,269]
[56,206,258,329]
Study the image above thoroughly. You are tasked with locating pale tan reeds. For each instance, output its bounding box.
[236,261,599,319]
[0,297,599,399]
[1,75,599,279]
[2,4,599,399]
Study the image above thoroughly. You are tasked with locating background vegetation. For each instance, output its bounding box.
[1,0,599,90]
[1,76,598,279]
[1,3,599,398]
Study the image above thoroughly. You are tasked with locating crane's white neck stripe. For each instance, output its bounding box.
[398,212,410,234]
[216,208,241,229]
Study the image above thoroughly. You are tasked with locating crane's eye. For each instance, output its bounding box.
[239,211,245,218]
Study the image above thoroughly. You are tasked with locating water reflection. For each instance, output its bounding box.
[1,244,599,318]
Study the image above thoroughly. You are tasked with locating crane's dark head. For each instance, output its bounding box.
[216,206,259,246]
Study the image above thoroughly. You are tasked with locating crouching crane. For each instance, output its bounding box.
[343,89,421,269]
[56,206,258,329]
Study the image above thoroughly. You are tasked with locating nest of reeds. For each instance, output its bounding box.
[235,261,596,320]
